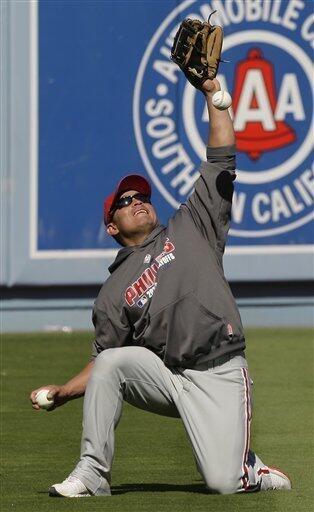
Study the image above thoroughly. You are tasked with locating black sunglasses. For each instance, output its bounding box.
[113,193,151,212]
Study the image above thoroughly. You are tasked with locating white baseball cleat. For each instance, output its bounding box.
[259,467,292,491]
[49,476,92,497]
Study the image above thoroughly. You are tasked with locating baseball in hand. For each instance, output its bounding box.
[35,389,54,410]
[212,90,232,110]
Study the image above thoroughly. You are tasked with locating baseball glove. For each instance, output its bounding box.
[171,15,223,90]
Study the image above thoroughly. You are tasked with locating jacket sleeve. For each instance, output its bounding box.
[90,304,131,359]
[184,144,236,259]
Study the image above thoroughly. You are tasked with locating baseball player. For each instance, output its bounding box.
[30,19,291,498]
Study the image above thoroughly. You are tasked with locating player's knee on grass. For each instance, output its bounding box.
[203,469,240,495]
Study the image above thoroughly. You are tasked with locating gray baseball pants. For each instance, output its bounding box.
[71,346,266,495]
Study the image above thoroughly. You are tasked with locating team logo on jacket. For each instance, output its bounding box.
[125,239,175,308]
[144,254,152,264]
[133,0,313,242]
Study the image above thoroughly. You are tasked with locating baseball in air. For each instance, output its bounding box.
[212,90,232,110]
[35,389,54,410]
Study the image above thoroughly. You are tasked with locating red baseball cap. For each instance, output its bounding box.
[104,174,151,225]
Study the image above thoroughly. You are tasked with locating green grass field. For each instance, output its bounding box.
[1,329,313,512]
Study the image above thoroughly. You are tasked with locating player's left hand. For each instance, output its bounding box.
[202,78,220,95]
[171,17,223,90]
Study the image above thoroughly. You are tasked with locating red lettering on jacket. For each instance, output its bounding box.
[125,287,137,306]
[142,269,155,287]
[151,262,159,274]
[124,239,175,307]
[164,238,175,253]
[133,277,146,296]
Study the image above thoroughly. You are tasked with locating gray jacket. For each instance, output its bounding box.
[91,145,245,368]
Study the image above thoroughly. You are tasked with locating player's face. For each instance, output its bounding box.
[107,189,158,245]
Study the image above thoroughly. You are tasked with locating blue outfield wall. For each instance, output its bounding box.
[1,0,313,330]
[38,1,314,253]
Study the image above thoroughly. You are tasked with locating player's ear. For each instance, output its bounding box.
[107,222,119,237]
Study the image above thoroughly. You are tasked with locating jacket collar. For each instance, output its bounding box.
[108,225,165,273]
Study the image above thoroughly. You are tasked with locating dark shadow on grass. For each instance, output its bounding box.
[111,483,209,495]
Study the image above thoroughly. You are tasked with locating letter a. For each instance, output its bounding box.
[234,69,276,131]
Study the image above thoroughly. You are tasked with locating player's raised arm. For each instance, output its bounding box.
[202,79,235,147]
[30,360,94,411]
[171,19,237,260]
[171,16,234,147]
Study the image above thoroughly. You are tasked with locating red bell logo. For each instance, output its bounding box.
[233,48,296,161]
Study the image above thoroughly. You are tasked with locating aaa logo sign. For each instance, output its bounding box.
[134,0,314,240]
